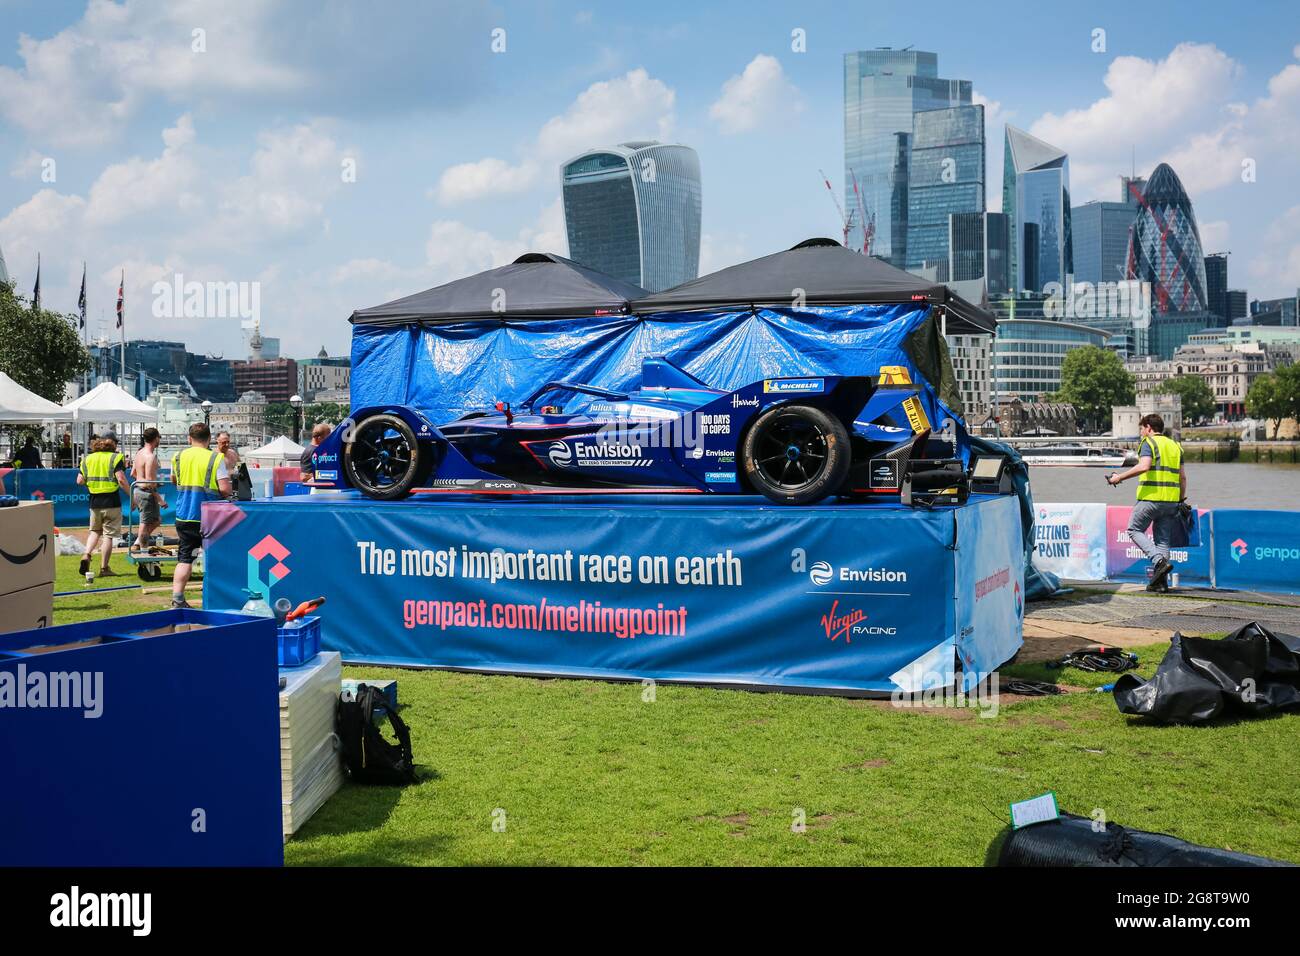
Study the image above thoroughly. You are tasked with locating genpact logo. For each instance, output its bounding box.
[247,534,291,601]
[1230,538,1248,564]
[547,441,573,468]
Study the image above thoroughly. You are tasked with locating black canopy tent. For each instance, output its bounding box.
[349,253,649,326]
[631,238,997,335]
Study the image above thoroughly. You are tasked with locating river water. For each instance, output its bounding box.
[1029,462,1300,511]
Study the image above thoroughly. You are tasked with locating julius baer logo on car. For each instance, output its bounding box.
[791,547,904,642]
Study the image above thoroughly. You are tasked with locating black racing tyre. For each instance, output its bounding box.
[741,404,850,505]
[344,414,426,500]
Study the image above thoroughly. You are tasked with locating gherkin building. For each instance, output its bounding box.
[1126,163,1207,314]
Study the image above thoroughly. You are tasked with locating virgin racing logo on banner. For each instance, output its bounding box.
[820,599,896,643]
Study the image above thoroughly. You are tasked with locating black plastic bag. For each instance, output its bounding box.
[989,812,1292,867]
[1114,622,1300,724]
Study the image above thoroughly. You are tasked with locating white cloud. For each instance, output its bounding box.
[699,233,749,275]
[536,68,675,157]
[1199,220,1231,254]
[85,115,201,227]
[435,157,539,204]
[433,68,675,205]
[0,1,303,147]
[214,120,351,240]
[9,150,46,179]
[424,201,567,279]
[709,55,802,134]
[1248,204,1300,293]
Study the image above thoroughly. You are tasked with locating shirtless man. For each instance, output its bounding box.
[131,427,166,551]
[216,431,240,473]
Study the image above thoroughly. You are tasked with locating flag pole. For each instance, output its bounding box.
[117,269,125,389]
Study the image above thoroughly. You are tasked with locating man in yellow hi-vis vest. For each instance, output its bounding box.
[1107,413,1187,592]
[170,422,232,609]
[76,436,131,580]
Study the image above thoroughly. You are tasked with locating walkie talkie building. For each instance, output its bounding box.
[561,142,701,294]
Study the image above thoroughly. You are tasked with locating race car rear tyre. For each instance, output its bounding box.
[344,414,425,500]
[742,404,850,505]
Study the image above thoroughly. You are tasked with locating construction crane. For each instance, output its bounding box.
[851,170,875,256]
[819,169,855,248]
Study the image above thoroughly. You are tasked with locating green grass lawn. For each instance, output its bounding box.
[49,554,1300,866]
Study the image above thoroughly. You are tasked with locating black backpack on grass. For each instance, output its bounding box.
[336,683,417,785]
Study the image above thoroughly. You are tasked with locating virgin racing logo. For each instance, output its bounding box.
[820,599,896,643]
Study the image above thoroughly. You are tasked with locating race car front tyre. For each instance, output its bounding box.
[741,404,850,505]
[344,413,426,500]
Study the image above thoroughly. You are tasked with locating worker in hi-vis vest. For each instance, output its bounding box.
[1106,413,1187,592]
[169,422,233,609]
[76,435,131,581]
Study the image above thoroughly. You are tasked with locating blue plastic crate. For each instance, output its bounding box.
[277,615,321,667]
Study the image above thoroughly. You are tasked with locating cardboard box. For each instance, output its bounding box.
[0,500,55,596]
[0,581,55,634]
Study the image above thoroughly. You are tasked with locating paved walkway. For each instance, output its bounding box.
[1018,583,1300,663]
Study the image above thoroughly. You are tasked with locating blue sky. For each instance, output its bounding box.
[1,0,1297,358]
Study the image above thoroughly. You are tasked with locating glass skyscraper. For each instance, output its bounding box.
[1003,126,1074,293]
[949,211,1009,296]
[1204,253,1228,326]
[1126,163,1207,316]
[561,142,701,293]
[905,104,985,275]
[1071,181,1140,287]
[843,50,971,266]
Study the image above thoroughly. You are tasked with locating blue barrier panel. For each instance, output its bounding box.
[0,608,283,866]
[201,493,1022,695]
[1212,509,1300,595]
[11,467,177,527]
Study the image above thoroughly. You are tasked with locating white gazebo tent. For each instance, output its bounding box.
[61,381,159,423]
[60,381,159,464]
[0,370,71,423]
[0,370,70,468]
[245,434,306,468]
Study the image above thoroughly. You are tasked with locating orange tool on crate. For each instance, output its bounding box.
[285,596,326,622]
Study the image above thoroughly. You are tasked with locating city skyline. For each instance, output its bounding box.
[0,1,1297,358]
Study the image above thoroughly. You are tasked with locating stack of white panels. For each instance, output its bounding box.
[279,651,344,838]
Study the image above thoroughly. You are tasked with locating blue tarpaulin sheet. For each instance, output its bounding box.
[350,304,962,434]
[202,493,1023,695]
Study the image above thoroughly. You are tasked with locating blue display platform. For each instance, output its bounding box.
[202,491,1024,696]
[0,609,283,867]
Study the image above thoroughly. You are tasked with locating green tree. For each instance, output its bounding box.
[1248,367,1300,439]
[0,281,92,402]
[1054,345,1136,433]
[304,401,348,426]
[1157,374,1216,425]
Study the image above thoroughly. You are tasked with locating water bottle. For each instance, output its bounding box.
[240,588,274,618]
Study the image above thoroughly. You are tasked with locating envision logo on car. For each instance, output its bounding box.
[547,441,573,468]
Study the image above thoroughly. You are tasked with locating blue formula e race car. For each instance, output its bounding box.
[310,357,961,506]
